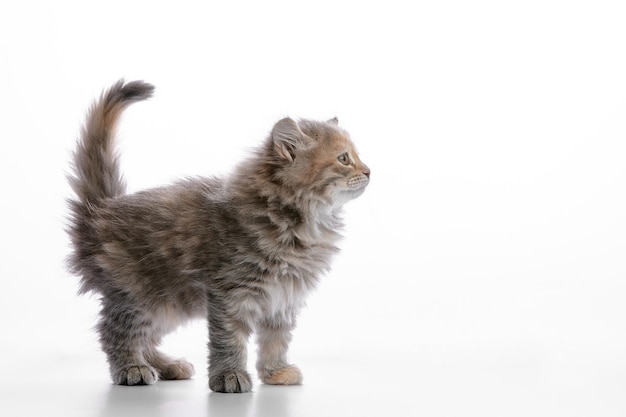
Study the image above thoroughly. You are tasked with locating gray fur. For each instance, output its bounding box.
[67,80,370,393]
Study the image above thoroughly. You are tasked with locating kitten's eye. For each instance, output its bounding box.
[337,153,350,165]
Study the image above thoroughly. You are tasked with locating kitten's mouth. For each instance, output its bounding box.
[347,175,370,191]
[337,175,369,203]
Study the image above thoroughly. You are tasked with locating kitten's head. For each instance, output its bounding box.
[268,117,370,208]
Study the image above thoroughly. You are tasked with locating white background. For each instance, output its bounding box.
[1,1,626,416]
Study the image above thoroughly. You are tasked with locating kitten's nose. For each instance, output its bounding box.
[362,166,371,178]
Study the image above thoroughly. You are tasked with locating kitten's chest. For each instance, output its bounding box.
[256,244,336,319]
[262,275,308,319]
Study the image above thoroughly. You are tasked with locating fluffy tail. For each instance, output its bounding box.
[68,79,154,205]
[67,80,154,293]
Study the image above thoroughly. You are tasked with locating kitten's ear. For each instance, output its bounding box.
[272,117,304,162]
[328,117,339,125]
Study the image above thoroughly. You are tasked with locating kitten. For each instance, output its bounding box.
[67,80,370,393]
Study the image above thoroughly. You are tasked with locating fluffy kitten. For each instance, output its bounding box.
[67,80,370,393]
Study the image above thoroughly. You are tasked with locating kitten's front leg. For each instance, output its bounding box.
[207,297,253,393]
[256,318,303,385]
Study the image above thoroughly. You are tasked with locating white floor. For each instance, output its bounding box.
[3,333,626,417]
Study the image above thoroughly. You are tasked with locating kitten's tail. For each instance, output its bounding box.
[68,79,154,205]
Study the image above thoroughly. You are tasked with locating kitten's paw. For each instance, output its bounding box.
[158,359,195,380]
[260,365,303,385]
[209,370,252,393]
[114,365,158,385]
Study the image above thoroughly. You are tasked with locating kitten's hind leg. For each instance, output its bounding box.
[98,294,158,385]
[145,349,195,380]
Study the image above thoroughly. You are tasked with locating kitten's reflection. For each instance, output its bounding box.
[251,385,302,417]
[208,385,298,417]
[99,380,215,417]
[98,380,297,417]
[208,391,254,416]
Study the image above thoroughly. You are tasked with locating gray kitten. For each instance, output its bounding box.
[67,80,370,393]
